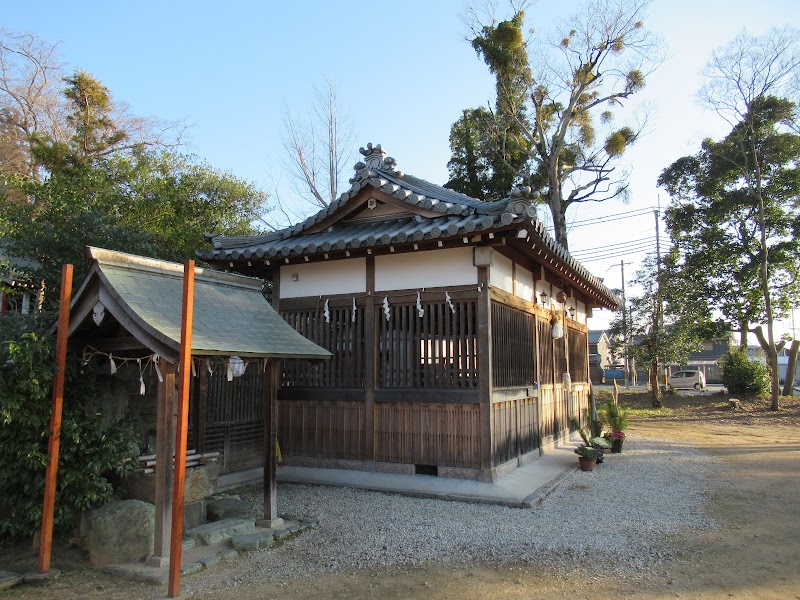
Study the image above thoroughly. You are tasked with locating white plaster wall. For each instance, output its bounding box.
[375,247,477,291]
[515,266,534,302]
[280,258,366,298]
[490,252,514,294]
[576,300,587,324]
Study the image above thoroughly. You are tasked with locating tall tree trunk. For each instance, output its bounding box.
[753,326,780,407]
[739,319,749,349]
[547,182,569,250]
[782,340,800,397]
[649,357,662,408]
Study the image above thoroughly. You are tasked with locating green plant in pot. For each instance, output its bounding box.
[574,445,603,471]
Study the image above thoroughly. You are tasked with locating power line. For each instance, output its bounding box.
[578,247,669,263]
[571,235,671,256]
[572,239,672,261]
[567,207,655,229]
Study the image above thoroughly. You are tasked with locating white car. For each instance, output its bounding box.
[668,370,706,390]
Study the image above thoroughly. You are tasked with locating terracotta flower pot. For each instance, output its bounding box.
[578,456,597,472]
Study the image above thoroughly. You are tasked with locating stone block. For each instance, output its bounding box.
[86,499,154,566]
[231,532,262,552]
[183,499,206,531]
[122,463,219,504]
[186,517,256,546]
[185,463,219,503]
[206,497,259,522]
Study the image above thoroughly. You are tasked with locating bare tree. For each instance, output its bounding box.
[460,0,664,250]
[0,30,186,186]
[699,26,800,410]
[699,26,800,127]
[280,78,357,214]
[0,29,67,181]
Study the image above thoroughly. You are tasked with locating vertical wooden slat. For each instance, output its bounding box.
[263,359,280,521]
[365,256,376,465]
[477,266,492,475]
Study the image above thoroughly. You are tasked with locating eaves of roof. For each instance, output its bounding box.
[201,144,621,310]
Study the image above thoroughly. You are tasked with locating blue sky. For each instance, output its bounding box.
[5,0,800,335]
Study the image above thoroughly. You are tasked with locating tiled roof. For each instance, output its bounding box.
[201,143,620,309]
[588,330,608,344]
[71,247,332,362]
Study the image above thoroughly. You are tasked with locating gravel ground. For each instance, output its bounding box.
[186,436,719,595]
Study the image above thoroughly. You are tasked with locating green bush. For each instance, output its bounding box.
[599,401,629,432]
[0,316,140,538]
[719,348,770,395]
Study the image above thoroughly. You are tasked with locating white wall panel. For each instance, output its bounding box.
[491,252,514,294]
[515,266,534,302]
[375,247,477,291]
[280,258,366,298]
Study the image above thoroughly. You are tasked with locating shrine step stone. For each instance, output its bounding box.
[186,517,256,546]
[231,531,275,552]
[206,497,260,522]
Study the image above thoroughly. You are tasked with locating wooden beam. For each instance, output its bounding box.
[262,359,280,523]
[69,336,149,353]
[364,256,376,468]
[476,266,494,479]
[38,264,73,574]
[151,360,176,564]
[168,260,196,598]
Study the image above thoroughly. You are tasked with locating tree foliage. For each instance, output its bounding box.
[0,69,267,298]
[0,317,140,538]
[608,253,711,407]
[671,26,800,411]
[659,95,800,409]
[446,10,532,202]
[451,0,662,249]
[719,347,770,396]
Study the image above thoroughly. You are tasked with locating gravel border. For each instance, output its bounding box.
[186,436,719,593]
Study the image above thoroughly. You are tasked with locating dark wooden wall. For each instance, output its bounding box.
[189,285,591,479]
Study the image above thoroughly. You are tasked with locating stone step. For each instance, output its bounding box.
[231,531,274,552]
[185,517,256,546]
[0,571,23,590]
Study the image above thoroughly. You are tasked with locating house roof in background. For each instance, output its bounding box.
[588,330,609,344]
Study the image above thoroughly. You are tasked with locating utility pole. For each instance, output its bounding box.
[653,203,665,398]
[620,259,630,387]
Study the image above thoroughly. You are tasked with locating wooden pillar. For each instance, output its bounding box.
[261,358,281,525]
[168,259,196,598]
[476,266,494,480]
[364,256,376,468]
[151,360,176,564]
[37,264,73,574]
[195,358,208,453]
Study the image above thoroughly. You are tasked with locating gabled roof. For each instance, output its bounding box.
[201,143,620,310]
[68,247,332,363]
[588,330,609,345]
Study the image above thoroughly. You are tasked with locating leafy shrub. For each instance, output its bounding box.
[719,348,770,395]
[599,400,629,432]
[0,316,139,538]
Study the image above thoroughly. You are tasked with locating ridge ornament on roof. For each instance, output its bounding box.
[200,143,621,310]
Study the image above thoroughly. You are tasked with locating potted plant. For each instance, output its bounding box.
[605,430,626,453]
[574,445,603,471]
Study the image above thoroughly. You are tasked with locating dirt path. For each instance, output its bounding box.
[3,399,799,599]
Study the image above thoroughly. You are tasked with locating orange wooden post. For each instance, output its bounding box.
[38,264,73,573]
[168,260,195,598]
